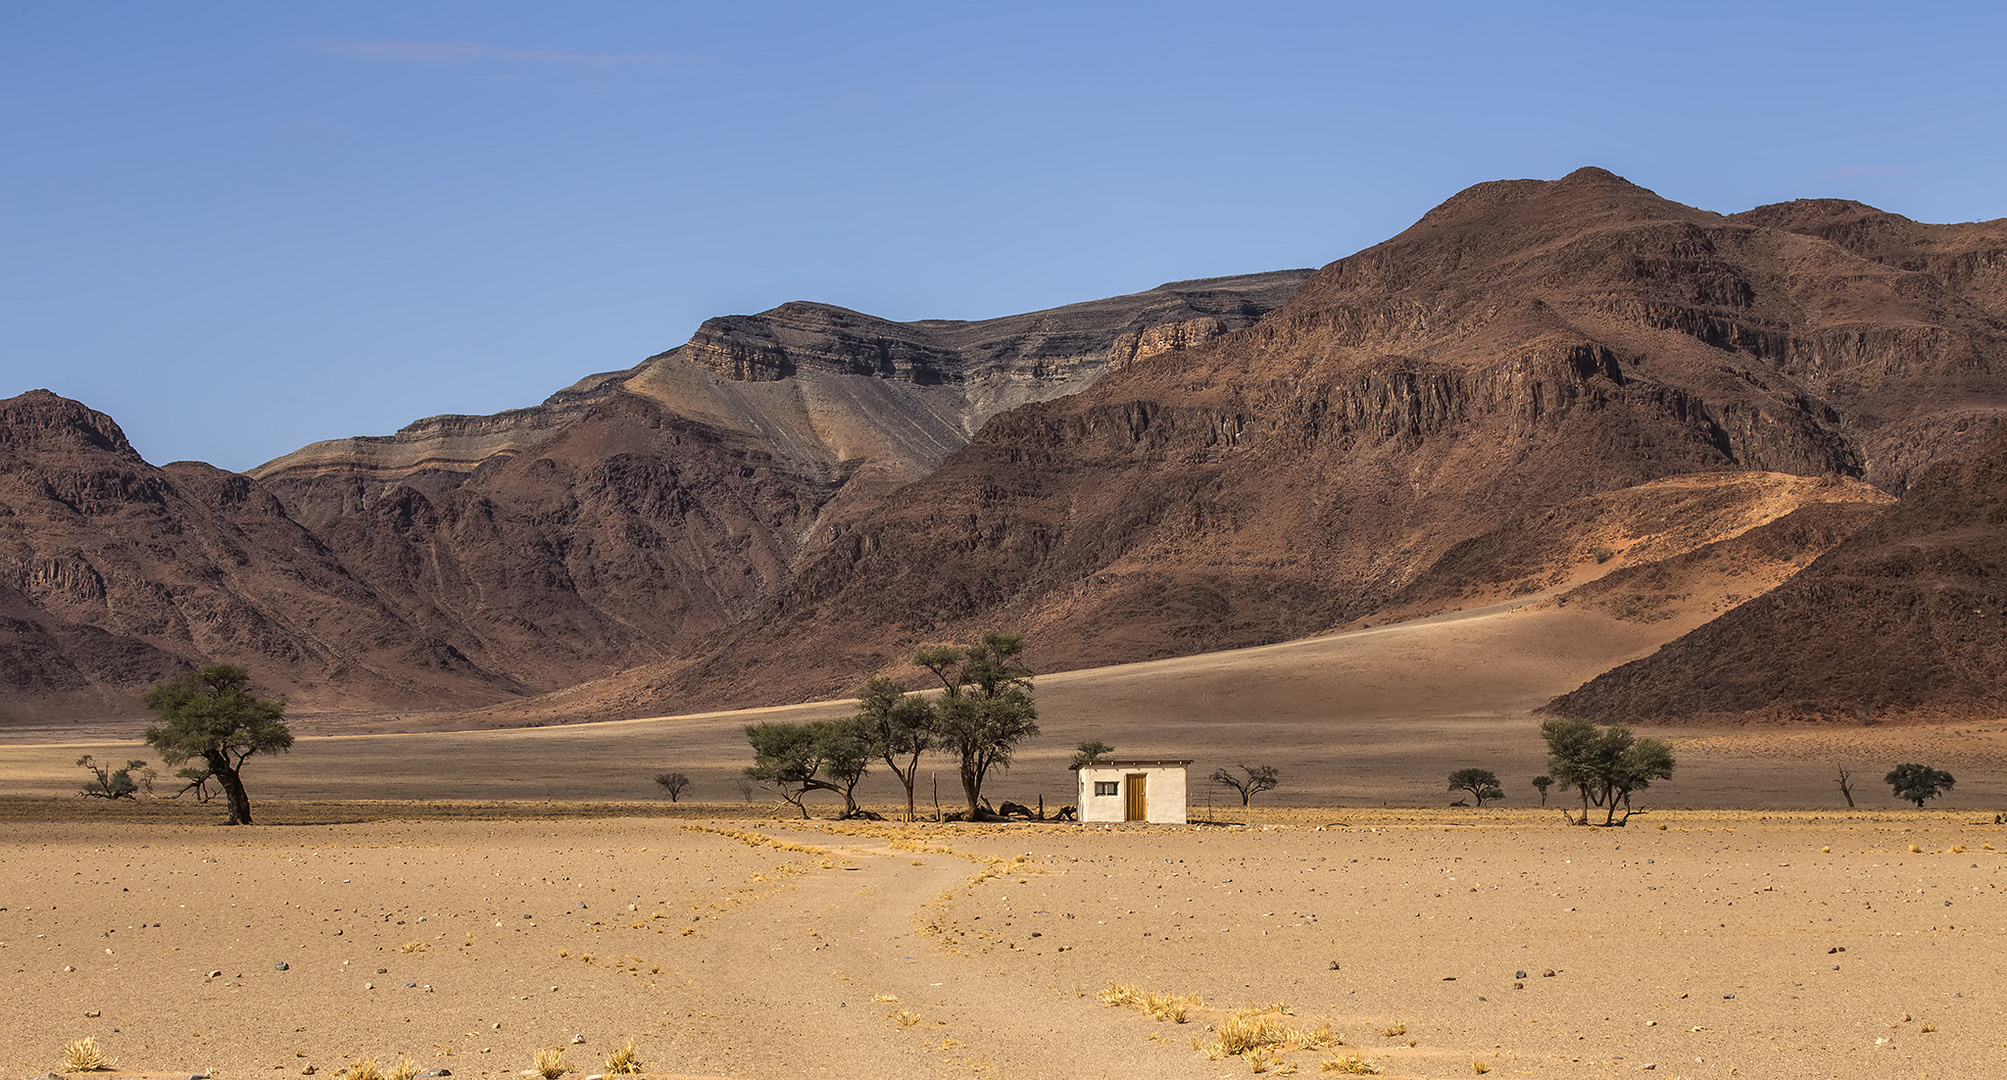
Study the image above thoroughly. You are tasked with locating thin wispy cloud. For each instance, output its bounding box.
[316,40,686,67]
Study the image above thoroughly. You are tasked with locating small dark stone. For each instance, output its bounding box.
[1723,994,1735,999]
[1515,970,1528,979]
[274,961,289,971]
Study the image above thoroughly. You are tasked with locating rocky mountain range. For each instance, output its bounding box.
[1,273,1306,721]
[5,166,2005,728]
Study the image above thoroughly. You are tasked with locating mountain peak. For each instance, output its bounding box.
[0,389,141,461]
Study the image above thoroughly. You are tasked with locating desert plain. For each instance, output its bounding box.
[4,599,2004,1079]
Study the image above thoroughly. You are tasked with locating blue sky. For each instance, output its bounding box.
[5,1,2004,470]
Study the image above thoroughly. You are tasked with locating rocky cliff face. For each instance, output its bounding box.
[254,271,1308,509]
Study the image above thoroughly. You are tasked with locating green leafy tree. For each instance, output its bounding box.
[77,755,147,800]
[1071,740,1115,768]
[1447,768,1505,807]
[853,677,936,821]
[743,719,873,818]
[1884,763,1955,808]
[1540,717,1675,826]
[142,665,292,825]
[1531,774,1553,806]
[915,631,1040,818]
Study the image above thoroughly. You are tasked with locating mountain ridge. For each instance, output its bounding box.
[6,166,2007,727]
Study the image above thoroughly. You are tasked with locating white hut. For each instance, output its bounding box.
[1073,759,1191,824]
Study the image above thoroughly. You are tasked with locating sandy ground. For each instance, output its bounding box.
[5,593,2004,1077]
[3,809,2003,1080]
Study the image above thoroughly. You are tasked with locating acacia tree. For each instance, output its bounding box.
[1540,717,1675,826]
[1211,764,1280,808]
[744,720,873,818]
[854,677,935,821]
[142,665,292,825]
[1448,768,1505,807]
[1071,740,1115,768]
[915,631,1039,818]
[1531,774,1553,806]
[1885,763,1955,807]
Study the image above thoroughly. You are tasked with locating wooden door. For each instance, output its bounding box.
[1125,773,1147,821]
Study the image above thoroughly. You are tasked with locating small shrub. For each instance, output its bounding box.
[62,1036,112,1072]
[386,1059,418,1080]
[400,941,429,953]
[76,756,146,800]
[342,1058,383,1080]
[1592,546,1614,564]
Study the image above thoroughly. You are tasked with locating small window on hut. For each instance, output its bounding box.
[1093,781,1119,797]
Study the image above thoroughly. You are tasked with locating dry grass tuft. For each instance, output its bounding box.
[1142,990,1201,1024]
[1210,1004,1341,1060]
[342,1057,384,1080]
[62,1036,113,1073]
[1380,1021,1405,1038]
[1215,1007,1295,1056]
[386,1058,419,1080]
[870,993,900,1003]
[1099,982,1144,1008]
[603,1038,642,1075]
[888,1010,923,1028]
[1471,1061,1491,1074]
[399,940,430,953]
[1320,1055,1383,1075]
[529,1047,570,1080]
[1248,1045,1297,1073]
[1100,983,1204,1024]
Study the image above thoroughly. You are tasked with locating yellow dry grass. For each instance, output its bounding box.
[602,1038,641,1075]
[529,1047,569,1079]
[61,1036,112,1073]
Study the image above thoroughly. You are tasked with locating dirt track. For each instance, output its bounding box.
[4,811,2004,1079]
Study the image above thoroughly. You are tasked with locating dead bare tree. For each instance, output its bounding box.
[1836,767,1855,808]
[1211,764,1280,818]
[654,771,692,802]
